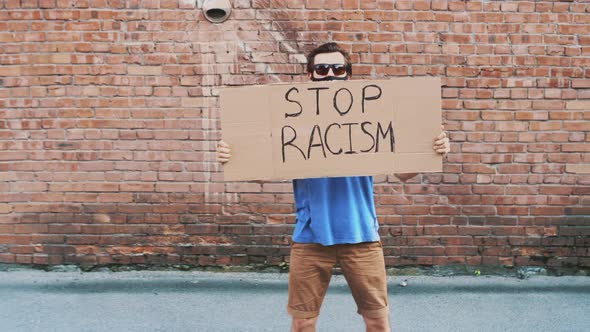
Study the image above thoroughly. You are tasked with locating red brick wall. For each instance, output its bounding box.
[0,0,589,273]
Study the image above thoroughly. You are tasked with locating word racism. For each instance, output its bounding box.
[280,84,395,163]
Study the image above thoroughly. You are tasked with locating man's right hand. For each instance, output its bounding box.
[216,140,231,164]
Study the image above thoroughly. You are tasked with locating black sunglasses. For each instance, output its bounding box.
[313,63,347,76]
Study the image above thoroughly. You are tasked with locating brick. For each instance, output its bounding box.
[481,111,514,120]
[562,144,590,152]
[515,111,548,121]
[495,122,528,131]
[564,122,590,131]
[226,183,262,193]
[572,80,590,88]
[566,164,590,174]
[566,101,590,110]
[464,100,496,110]
[532,100,565,110]
[127,66,162,76]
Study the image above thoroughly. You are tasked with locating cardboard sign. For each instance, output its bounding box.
[220,77,442,181]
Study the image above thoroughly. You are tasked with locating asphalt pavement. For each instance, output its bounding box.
[0,269,589,332]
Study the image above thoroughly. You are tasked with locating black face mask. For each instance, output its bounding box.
[311,76,348,82]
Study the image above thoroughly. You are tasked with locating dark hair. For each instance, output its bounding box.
[306,42,352,77]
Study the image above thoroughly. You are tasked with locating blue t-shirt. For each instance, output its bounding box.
[291,176,380,246]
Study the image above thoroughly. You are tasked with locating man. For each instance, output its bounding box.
[217,42,450,332]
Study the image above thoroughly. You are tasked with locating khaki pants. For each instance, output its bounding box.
[287,241,389,319]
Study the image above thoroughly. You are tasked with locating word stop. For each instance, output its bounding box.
[279,84,395,162]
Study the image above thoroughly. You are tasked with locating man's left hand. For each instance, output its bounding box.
[434,126,450,155]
